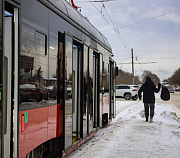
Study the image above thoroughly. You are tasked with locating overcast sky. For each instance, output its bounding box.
[69,0,180,81]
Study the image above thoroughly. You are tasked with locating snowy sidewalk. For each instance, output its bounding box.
[65,98,180,158]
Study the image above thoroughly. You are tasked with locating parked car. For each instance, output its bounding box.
[20,82,48,102]
[175,87,180,92]
[47,84,57,99]
[167,87,174,93]
[115,85,138,100]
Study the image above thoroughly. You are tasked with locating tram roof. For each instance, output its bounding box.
[44,0,112,53]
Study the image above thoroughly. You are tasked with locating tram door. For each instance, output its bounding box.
[99,54,103,128]
[88,49,93,133]
[72,43,82,141]
[0,1,3,156]
[72,45,79,141]
[93,52,102,128]
[113,62,116,118]
[109,60,115,119]
[3,4,19,158]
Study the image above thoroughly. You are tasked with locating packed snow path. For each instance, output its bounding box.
[65,93,180,158]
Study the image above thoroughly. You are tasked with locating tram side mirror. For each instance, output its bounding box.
[115,67,118,76]
[101,87,105,94]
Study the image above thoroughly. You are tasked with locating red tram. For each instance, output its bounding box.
[0,0,117,157]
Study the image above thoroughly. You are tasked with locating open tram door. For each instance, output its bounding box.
[72,41,83,142]
[64,34,85,149]
[109,59,116,119]
[0,1,3,157]
[1,1,19,158]
[93,52,103,128]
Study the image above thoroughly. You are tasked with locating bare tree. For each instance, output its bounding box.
[33,66,43,79]
[116,69,141,85]
[141,70,160,86]
[171,68,180,85]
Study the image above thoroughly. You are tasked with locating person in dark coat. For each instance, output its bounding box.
[138,77,161,122]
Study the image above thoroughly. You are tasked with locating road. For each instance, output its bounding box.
[65,92,180,158]
[156,92,180,110]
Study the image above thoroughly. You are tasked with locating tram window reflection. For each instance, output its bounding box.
[19,28,48,111]
[49,32,58,102]
[88,49,93,133]
[20,82,48,102]
[65,35,73,149]
[83,45,88,137]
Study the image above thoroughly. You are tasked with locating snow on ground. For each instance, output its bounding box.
[65,94,180,158]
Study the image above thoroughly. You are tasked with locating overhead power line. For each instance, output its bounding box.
[89,1,130,50]
[75,0,116,3]
[103,9,180,32]
[134,49,180,54]
[102,3,130,49]
[117,62,157,64]
[118,9,180,29]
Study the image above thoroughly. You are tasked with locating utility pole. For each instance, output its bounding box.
[131,48,134,84]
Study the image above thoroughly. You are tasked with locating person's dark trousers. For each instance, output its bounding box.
[144,103,155,121]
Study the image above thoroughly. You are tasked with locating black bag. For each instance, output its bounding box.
[161,86,170,101]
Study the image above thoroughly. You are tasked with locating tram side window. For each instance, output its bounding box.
[48,32,58,102]
[36,31,47,56]
[20,28,48,110]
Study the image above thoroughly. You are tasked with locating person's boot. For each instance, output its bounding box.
[146,117,148,122]
[150,117,153,123]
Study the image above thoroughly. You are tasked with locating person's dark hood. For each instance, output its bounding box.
[145,77,153,85]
